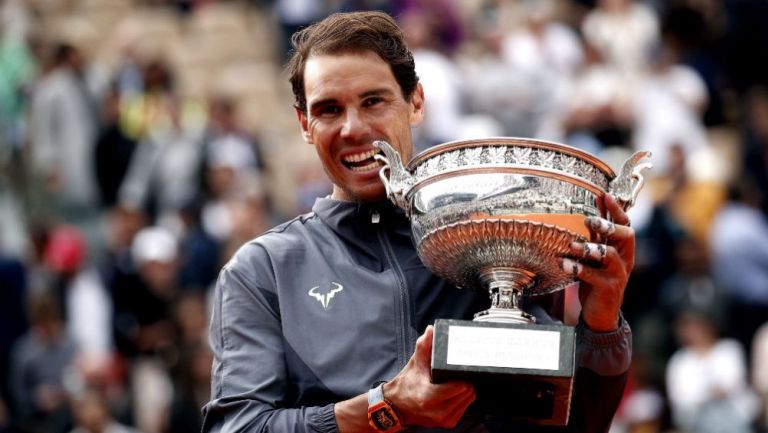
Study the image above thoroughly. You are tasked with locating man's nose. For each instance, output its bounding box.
[340,108,369,139]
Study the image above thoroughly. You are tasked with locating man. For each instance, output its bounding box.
[203,11,633,432]
[30,43,100,220]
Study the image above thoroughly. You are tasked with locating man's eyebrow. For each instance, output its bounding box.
[360,88,396,98]
[308,98,338,112]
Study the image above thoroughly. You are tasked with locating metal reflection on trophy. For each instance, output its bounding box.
[374,137,651,425]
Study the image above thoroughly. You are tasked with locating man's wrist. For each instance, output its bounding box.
[581,310,620,333]
[368,382,402,433]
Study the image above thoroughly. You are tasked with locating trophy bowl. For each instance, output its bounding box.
[374,137,651,324]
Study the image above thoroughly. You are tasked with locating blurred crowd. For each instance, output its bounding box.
[0,0,767,432]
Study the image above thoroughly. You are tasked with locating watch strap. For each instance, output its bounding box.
[368,382,385,405]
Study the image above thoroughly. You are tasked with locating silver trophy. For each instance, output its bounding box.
[374,137,651,425]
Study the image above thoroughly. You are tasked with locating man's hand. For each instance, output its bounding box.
[384,326,476,429]
[563,194,635,332]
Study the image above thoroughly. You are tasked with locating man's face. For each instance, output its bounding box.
[297,51,424,202]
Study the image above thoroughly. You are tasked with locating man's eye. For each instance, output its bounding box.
[317,106,341,116]
[363,97,383,107]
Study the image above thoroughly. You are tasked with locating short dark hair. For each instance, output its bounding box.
[285,11,419,113]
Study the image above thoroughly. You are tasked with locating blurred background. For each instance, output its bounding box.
[0,0,767,432]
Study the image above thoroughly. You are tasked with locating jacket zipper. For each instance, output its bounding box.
[373,210,413,368]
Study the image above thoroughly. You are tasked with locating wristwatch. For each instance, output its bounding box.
[367,382,403,433]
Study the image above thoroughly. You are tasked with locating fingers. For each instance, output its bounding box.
[441,386,477,428]
[576,241,609,263]
[562,255,626,284]
[414,325,434,368]
[565,238,631,276]
[588,195,634,244]
[604,194,630,226]
[586,216,634,242]
[413,326,471,401]
[389,325,476,428]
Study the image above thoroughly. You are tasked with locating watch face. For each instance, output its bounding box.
[369,401,401,433]
[372,407,397,430]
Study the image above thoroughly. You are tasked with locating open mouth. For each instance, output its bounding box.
[342,149,384,173]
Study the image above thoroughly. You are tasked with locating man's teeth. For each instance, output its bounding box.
[351,160,382,172]
[344,149,379,163]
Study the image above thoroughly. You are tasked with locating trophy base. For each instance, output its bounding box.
[431,319,576,426]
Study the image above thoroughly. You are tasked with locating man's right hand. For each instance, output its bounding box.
[384,325,476,429]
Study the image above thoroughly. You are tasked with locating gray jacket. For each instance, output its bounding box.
[202,198,632,433]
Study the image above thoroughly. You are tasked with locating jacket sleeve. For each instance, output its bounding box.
[567,314,632,433]
[201,249,339,433]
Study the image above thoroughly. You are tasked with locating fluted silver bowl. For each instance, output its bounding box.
[375,138,651,323]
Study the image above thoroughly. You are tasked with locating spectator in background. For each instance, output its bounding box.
[400,8,464,152]
[113,226,179,360]
[0,4,37,163]
[661,3,728,127]
[275,0,330,60]
[561,40,632,152]
[176,200,220,292]
[28,43,102,242]
[9,294,77,433]
[207,178,272,267]
[609,354,665,433]
[97,205,147,350]
[666,309,758,433]
[200,95,268,247]
[167,293,211,433]
[118,89,207,225]
[42,225,114,377]
[581,0,660,78]
[631,43,709,175]
[500,0,584,142]
[119,60,175,141]
[709,179,768,355]
[113,226,180,433]
[398,0,464,53]
[94,84,138,209]
[658,235,725,323]
[167,342,212,433]
[68,388,143,433]
[203,96,265,177]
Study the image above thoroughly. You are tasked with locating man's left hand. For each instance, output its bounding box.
[563,194,635,333]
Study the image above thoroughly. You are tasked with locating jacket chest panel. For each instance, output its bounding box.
[278,257,407,397]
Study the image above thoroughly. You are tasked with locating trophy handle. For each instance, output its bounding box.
[608,151,653,211]
[374,140,415,215]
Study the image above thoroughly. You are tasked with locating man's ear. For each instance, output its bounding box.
[295,105,313,144]
[409,83,425,127]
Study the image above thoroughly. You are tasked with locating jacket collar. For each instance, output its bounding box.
[311,197,412,244]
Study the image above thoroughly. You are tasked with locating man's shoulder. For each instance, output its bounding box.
[224,211,325,267]
[255,210,326,248]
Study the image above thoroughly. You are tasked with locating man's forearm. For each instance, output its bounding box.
[335,393,373,433]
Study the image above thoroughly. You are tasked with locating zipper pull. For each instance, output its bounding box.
[371,210,381,224]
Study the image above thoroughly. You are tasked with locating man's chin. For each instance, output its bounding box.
[334,184,388,203]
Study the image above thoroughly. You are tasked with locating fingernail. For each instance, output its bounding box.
[562,258,582,277]
[585,216,600,229]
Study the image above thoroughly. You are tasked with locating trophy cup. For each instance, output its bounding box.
[374,138,651,426]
